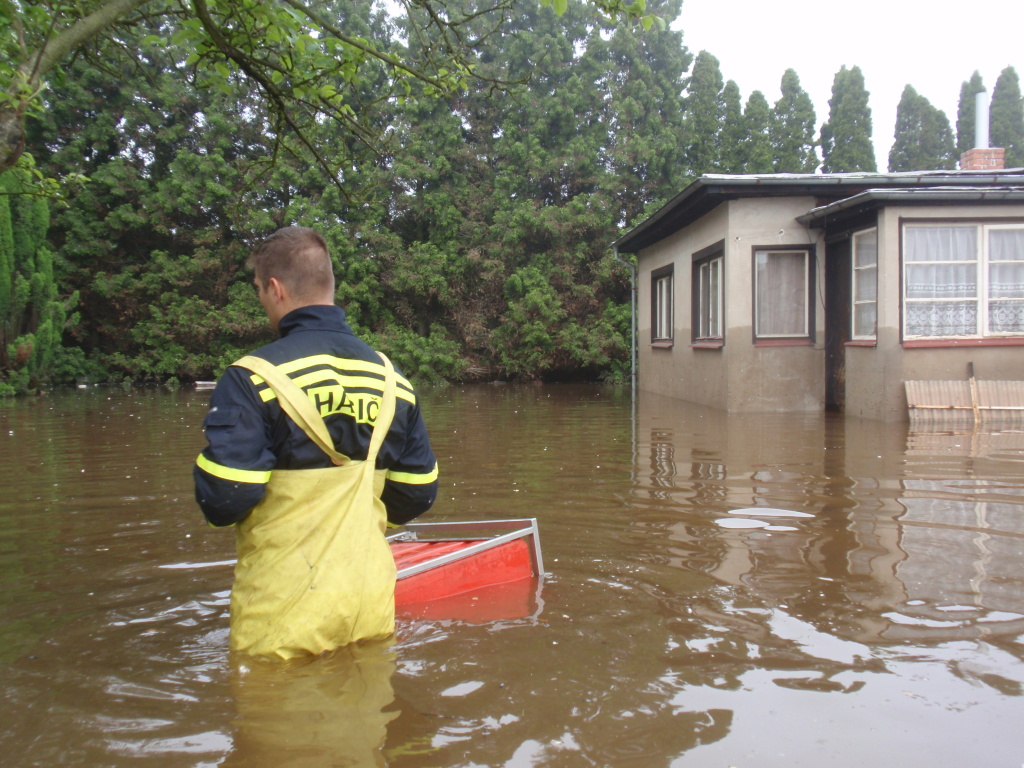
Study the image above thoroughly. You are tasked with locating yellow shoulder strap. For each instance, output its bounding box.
[234,354,347,464]
[367,352,397,463]
[232,352,398,466]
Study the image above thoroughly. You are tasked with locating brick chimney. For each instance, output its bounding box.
[960,147,1005,171]
[960,90,1005,171]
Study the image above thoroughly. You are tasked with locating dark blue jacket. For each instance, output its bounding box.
[194,305,438,527]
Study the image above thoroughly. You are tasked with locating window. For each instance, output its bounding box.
[753,248,813,340]
[651,264,673,344]
[693,253,724,342]
[852,228,878,340]
[903,223,1024,339]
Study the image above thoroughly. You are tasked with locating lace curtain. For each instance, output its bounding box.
[905,226,1024,337]
[988,229,1024,333]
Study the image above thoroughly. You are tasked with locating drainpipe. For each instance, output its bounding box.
[613,246,637,400]
[613,246,638,472]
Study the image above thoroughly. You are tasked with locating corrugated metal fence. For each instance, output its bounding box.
[906,366,1024,426]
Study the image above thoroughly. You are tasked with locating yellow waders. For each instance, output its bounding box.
[227,353,398,660]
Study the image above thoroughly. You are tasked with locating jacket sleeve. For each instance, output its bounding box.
[193,366,277,527]
[381,400,438,526]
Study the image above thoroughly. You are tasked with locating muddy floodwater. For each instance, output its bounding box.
[2,384,1024,767]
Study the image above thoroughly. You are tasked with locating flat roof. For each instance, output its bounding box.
[798,186,1024,227]
[614,170,1024,253]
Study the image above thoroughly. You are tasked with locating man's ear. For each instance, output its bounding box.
[266,276,286,303]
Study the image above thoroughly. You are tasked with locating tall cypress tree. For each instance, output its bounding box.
[991,66,1024,168]
[484,2,630,378]
[956,71,986,155]
[718,80,745,173]
[742,90,774,173]
[684,50,725,176]
[770,69,817,173]
[601,0,691,223]
[820,65,876,173]
[888,85,920,171]
[889,85,956,171]
[0,175,12,363]
[0,161,77,393]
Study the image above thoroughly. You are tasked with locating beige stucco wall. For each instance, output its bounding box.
[637,197,825,412]
[844,203,1024,421]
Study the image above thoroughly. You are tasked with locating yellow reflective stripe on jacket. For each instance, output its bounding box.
[196,453,272,484]
[256,354,414,390]
[386,462,439,485]
[245,355,416,407]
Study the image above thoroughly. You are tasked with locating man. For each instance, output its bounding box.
[194,226,438,659]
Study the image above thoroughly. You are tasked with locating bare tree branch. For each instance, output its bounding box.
[190,0,353,200]
[26,0,153,85]
[279,0,452,91]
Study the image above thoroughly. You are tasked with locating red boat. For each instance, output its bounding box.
[388,518,544,622]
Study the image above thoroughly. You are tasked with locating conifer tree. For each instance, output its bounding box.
[600,0,691,224]
[741,91,774,173]
[0,161,78,394]
[2,0,661,183]
[956,71,986,155]
[820,65,876,173]
[770,69,817,173]
[23,0,693,385]
[889,85,956,171]
[991,66,1024,168]
[718,80,745,173]
[684,51,725,176]
[481,3,630,378]
[0,177,12,351]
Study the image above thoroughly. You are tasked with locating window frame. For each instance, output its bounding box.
[650,264,674,347]
[691,240,725,346]
[751,245,816,343]
[851,227,878,341]
[901,220,1024,341]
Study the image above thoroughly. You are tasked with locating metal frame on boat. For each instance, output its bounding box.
[387,517,544,580]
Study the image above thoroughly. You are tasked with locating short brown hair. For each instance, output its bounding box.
[248,227,335,301]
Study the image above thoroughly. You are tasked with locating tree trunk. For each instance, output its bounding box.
[0,105,26,176]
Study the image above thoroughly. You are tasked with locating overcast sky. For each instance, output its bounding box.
[673,0,1022,170]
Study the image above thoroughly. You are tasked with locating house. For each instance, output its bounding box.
[613,157,1024,420]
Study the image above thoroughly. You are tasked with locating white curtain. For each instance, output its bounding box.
[988,228,1024,333]
[654,274,672,340]
[853,230,877,338]
[904,226,977,337]
[698,257,722,338]
[905,225,1024,336]
[756,251,806,336]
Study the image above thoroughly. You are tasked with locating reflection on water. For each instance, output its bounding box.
[1,385,1024,767]
[225,642,398,768]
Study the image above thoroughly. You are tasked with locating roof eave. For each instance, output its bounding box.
[798,188,1024,228]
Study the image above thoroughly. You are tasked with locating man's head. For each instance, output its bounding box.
[248,227,335,332]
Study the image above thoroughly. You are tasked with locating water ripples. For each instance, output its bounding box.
[2,387,1024,766]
